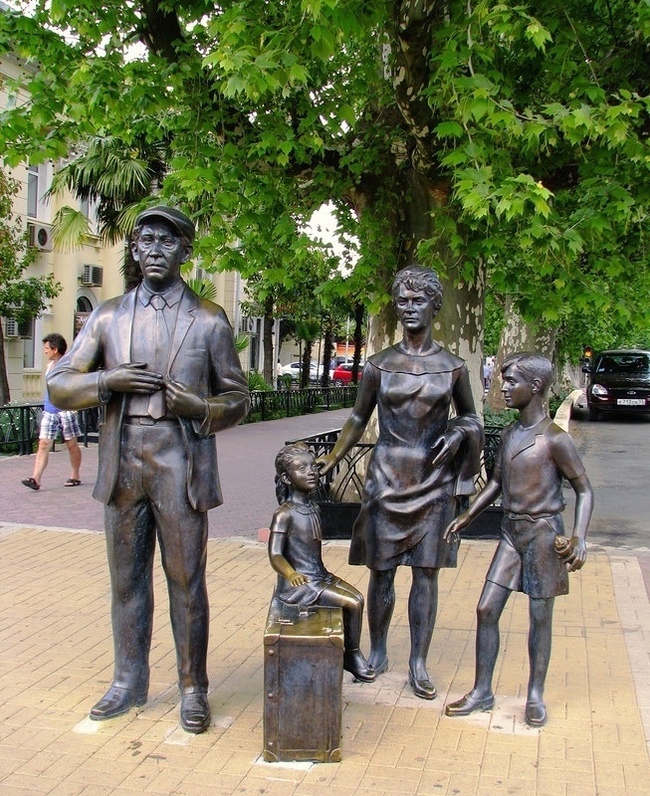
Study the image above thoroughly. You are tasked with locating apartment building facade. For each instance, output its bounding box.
[2,48,263,404]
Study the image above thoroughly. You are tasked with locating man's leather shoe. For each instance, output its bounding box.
[89,685,147,721]
[445,692,494,717]
[525,699,547,727]
[180,692,211,734]
[408,668,437,700]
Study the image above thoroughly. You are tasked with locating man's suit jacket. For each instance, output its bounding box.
[48,283,250,511]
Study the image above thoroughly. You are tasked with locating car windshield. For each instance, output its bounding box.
[596,354,650,374]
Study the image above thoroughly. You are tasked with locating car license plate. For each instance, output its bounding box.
[617,399,645,406]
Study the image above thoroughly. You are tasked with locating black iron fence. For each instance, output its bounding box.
[288,425,504,540]
[0,404,101,455]
[0,387,358,456]
[245,385,359,422]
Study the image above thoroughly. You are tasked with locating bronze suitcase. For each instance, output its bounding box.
[263,598,344,763]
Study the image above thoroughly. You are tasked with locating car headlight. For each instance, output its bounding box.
[591,383,608,397]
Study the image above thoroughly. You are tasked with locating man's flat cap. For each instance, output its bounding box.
[135,206,195,242]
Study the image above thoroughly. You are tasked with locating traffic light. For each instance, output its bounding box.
[582,345,594,371]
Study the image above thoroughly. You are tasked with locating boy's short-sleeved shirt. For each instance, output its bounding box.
[494,417,585,517]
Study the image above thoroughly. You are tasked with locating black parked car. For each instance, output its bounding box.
[584,349,650,420]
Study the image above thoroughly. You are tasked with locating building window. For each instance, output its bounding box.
[21,319,35,369]
[26,163,51,222]
[75,296,94,337]
[27,164,40,219]
[80,195,99,235]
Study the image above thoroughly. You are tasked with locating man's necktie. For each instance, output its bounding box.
[147,294,169,419]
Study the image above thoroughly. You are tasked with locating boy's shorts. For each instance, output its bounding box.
[486,512,569,599]
[39,410,81,442]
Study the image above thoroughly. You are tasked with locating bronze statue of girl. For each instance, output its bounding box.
[269,442,375,683]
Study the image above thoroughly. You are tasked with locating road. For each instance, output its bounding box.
[567,403,650,552]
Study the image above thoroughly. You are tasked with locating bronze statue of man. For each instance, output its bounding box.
[48,206,250,733]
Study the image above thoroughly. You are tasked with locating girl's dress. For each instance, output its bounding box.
[272,501,339,605]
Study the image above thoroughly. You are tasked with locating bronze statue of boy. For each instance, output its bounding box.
[444,353,593,727]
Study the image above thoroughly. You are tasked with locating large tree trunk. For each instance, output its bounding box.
[351,302,365,384]
[262,296,274,384]
[300,343,313,389]
[320,314,334,387]
[367,267,485,410]
[365,173,486,412]
[485,296,557,412]
[122,243,141,292]
[347,1,486,416]
[0,328,10,405]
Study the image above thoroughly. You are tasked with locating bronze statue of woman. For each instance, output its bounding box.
[318,265,483,698]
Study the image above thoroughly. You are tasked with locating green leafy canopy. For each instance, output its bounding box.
[1,0,648,357]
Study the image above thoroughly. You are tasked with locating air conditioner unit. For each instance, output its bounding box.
[4,319,18,338]
[27,222,53,252]
[81,264,103,287]
[4,318,32,338]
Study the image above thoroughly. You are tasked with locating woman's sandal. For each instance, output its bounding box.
[64,478,81,487]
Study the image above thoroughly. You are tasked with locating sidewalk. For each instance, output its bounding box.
[0,408,353,538]
[0,408,649,795]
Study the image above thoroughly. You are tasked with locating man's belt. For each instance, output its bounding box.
[123,416,179,427]
[505,511,556,522]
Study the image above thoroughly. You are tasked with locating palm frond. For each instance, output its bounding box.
[235,333,250,353]
[186,277,217,302]
[109,204,148,245]
[51,206,90,251]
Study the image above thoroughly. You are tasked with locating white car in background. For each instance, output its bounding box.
[281,362,319,382]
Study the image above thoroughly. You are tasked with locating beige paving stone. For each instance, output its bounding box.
[290,787,355,796]
[478,751,514,778]
[395,745,432,770]
[46,782,88,796]
[477,776,539,794]
[1,530,649,795]
[445,771,480,793]
[329,761,369,789]
[592,760,627,789]
[0,779,63,796]
[423,749,482,775]
[411,770,451,795]
[140,766,189,793]
[535,781,568,796]
[457,729,488,753]
[351,770,420,794]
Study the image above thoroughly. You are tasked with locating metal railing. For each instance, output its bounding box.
[0,386,358,455]
[288,425,502,504]
[285,425,504,539]
[245,385,359,422]
[0,404,101,455]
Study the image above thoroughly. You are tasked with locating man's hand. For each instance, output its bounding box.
[104,362,163,394]
[165,379,207,419]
